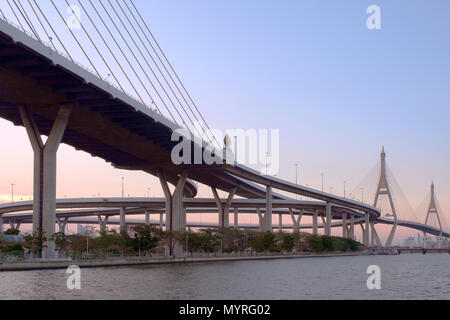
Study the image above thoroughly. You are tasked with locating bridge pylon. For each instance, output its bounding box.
[373,146,398,247]
[424,181,443,237]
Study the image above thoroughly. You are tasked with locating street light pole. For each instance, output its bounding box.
[344,181,346,198]
[11,183,14,204]
[321,173,324,192]
[121,177,124,198]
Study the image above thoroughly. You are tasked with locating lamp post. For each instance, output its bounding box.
[344,181,346,198]
[11,183,14,204]
[321,173,324,192]
[121,177,124,198]
[361,187,364,203]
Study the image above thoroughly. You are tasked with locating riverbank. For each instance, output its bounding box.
[0,251,370,271]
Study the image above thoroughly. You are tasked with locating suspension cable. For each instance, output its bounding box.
[64,0,126,94]
[50,0,101,78]
[123,0,217,147]
[115,0,203,137]
[32,0,74,61]
[129,0,221,148]
[88,0,164,114]
[100,0,181,124]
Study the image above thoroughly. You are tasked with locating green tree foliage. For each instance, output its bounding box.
[129,225,160,255]
[248,231,276,252]
[3,228,20,235]
[22,228,47,255]
[50,232,70,253]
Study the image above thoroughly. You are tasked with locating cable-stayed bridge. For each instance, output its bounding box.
[0,1,447,257]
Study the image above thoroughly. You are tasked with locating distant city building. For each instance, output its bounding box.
[403,237,415,248]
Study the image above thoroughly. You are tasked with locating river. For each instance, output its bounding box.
[0,254,448,300]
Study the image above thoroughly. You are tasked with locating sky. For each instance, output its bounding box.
[0,0,449,244]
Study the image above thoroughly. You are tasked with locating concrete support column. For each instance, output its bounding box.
[257,209,265,231]
[0,215,3,234]
[19,104,73,258]
[57,217,68,233]
[342,213,347,238]
[279,213,283,232]
[312,210,318,236]
[363,213,370,247]
[159,213,164,230]
[158,171,188,256]
[120,207,126,235]
[371,223,383,247]
[212,187,237,228]
[289,209,302,233]
[370,222,375,247]
[266,185,273,232]
[349,215,355,239]
[145,210,150,225]
[325,202,332,236]
[234,208,239,229]
[98,215,109,232]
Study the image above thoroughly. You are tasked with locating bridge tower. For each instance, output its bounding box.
[424,181,443,236]
[373,146,398,246]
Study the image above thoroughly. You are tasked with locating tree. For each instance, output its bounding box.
[23,228,47,256]
[4,228,20,235]
[130,225,160,255]
[248,231,276,253]
[307,235,323,252]
[50,232,70,253]
[281,233,295,252]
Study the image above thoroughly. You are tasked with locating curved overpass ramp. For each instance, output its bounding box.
[377,217,449,238]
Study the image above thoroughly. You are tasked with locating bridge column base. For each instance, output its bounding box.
[120,207,127,235]
[266,185,273,232]
[212,186,237,229]
[159,171,188,256]
[312,210,318,236]
[98,215,109,232]
[19,104,73,258]
[325,202,332,236]
[57,217,69,233]
[349,215,355,240]
[279,213,283,232]
[342,213,347,238]
[0,215,3,234]
[145,211,150,225]
[289,208,302,233]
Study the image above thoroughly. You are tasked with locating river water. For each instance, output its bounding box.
[0,254,448,300]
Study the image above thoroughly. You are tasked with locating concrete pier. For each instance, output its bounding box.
[19,104,73,258]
